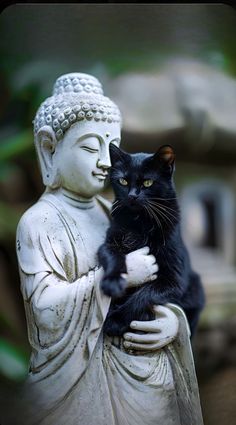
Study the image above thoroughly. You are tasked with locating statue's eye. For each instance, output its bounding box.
[119,178,128,186]
[80,146,99,153]
[143,179,154,187]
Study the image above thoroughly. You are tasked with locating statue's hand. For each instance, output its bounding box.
[124,246,158,287]
[123,305,179,352]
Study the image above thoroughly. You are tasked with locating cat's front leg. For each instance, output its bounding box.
[98,243,127,297]
[104,286,156,336]
[101,274,127,298]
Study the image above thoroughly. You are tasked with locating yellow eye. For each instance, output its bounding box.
[143,179,154,187]
[119,178,128,186]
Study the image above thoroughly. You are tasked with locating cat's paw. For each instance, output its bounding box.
[100,275,127,298]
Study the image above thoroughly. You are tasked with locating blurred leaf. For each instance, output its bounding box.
[0,162,13,181]
[0,338,28,381]
[0,202,21,239]
[0,313,21,342]
[11,60,69,99]
[0,130,33,161]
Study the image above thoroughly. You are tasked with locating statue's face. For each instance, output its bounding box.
[55,120,121,197]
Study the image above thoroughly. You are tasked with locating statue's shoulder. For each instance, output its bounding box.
[16,195,63,239]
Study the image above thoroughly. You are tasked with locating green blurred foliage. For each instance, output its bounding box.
[0,338,28,381]
[0,130,32,162]
[0,201,20,239]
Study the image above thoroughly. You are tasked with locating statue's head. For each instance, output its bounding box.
[33,73,122,197]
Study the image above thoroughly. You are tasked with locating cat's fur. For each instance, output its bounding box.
[98,144,205,337]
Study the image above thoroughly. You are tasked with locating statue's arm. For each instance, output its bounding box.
[122,304,180,352]
[16,212,108,349]
[20,269,101,324]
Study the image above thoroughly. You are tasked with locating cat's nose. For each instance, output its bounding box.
[129,189,138,199]
[128,190,138,203]
[129,194,137,201]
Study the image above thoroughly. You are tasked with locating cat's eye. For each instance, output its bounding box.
[143,179,154,187]
[119,178,128,186]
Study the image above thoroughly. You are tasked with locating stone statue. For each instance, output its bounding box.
[15,73,204,425]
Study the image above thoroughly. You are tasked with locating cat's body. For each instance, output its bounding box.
[98,145,205,337]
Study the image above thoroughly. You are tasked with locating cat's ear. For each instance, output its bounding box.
[109,144,129,165]
[153,145,175,174]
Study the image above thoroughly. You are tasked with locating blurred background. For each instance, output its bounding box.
[0,3,236,424]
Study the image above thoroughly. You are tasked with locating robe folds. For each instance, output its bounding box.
[15,191,204,425]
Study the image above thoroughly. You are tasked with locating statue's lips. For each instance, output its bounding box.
[92,172,108,180]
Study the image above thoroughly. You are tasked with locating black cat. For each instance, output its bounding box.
[98,144,205,338]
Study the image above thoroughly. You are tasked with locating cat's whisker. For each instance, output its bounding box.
[148,198,177,213]
[150,208,172,230]
[145,203,158,227]
[147,197,177,201]
[145,204,166,246]
[148,201,178,221]
[151,210,166,247]
[111,201,123,215]
[111,199,121,207]
[156,210,174,228]
[112,199,123,207]
[144,204,153,221]
[148,201,178,215]
[154,206,178,224]
[148,202,174,229]
[111,205,121,214]
[150,206,175,229]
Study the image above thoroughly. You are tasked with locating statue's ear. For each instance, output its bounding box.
[109,144,129,165]
[152,145,175,175]
[36,126,61,188]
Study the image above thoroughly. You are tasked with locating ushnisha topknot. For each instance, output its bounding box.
[53,73,104,96]
[33,73,122,141]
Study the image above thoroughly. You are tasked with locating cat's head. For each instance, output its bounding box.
[109,144,176,211]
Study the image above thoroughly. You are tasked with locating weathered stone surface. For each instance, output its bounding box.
[13,72,203,425]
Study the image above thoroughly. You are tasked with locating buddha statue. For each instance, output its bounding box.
[15,73,203,425]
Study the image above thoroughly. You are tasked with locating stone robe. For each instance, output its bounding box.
[15,190,204,425]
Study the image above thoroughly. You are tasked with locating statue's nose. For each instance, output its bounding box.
[97,158,111,169]
[97,148,111,169]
